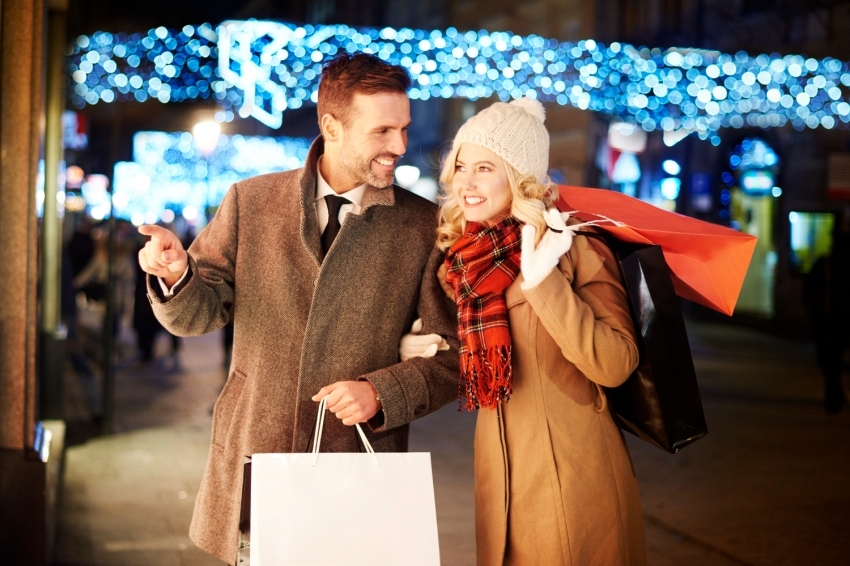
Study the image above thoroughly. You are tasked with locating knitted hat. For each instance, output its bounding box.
[451,98,550,182]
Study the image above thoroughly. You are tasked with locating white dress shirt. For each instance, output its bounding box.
[314,156,367,233]
[159,157,367,297]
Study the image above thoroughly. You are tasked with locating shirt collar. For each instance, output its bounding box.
[315,156,367,206]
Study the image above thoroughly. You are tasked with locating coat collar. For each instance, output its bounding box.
[298,136,397,265]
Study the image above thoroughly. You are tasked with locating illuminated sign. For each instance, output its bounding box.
[740,170,774,195]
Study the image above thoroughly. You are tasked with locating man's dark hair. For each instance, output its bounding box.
[317,53,411,127]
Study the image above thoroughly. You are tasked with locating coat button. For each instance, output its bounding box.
[313,278,318,287]
[414,404,425,415]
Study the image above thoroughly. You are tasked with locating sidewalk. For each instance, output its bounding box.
[54,321,849,565]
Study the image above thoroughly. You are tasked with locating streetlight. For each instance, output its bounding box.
[192,120,221,221]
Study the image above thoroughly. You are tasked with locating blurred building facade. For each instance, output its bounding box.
[61,0,850,327]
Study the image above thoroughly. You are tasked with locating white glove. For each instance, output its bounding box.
[399,318,450,361]
[520,208,574,290]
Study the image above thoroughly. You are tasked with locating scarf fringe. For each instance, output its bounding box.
[460,345,513,411]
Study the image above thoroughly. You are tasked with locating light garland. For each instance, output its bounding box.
[68,20,850,143]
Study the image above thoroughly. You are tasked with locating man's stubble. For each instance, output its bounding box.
[339,143,395,189]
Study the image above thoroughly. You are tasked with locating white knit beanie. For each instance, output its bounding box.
[451,97,550,183]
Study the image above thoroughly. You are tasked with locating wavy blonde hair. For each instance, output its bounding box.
[436,142,559,251]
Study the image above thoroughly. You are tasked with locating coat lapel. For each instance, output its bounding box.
[299,137,324,267]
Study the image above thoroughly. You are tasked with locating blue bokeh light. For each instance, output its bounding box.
[68,21,850,137]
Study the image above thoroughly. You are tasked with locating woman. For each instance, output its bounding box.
[418,98,646,565]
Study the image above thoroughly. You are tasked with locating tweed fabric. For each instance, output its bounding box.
[452,98,550,181]
[444,217,522,410]
[146,137,459,564]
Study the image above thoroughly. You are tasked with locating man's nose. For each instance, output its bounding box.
[387,130,407,156]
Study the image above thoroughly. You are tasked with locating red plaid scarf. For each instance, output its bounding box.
[444,216,522,410]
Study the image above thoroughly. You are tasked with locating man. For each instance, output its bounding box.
[138,53,458,564]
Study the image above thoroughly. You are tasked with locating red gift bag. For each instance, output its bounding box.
[557,186,757,315]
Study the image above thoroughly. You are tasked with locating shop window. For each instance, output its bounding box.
[789,212,834,274]
[728,138,781,317]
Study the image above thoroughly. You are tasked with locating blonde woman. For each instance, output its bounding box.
[408,99,646,565]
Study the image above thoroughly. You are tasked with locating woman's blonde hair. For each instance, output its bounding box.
[436,142,559,251]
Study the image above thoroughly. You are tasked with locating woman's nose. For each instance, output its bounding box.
[454,178,473,193]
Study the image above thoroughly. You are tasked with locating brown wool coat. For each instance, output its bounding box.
[469,231,646,566]
[147,137,459,564]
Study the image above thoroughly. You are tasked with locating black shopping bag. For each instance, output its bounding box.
[578,231,707,453]
[606,242,708,453]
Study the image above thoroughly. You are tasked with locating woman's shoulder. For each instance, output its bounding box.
[561,221,615,285]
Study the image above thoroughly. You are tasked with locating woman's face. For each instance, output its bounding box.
[451,144,512,227]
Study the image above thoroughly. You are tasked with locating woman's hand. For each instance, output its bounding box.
[399,318,449,361]
[520,208,574,290]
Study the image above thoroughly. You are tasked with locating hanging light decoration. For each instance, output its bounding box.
[67,21,850,140]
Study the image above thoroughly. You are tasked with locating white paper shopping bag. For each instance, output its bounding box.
[250,397,440,565]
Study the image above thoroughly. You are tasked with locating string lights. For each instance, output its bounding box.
[68,20,850,143]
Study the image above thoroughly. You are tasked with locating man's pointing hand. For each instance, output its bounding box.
[138,225,188,288]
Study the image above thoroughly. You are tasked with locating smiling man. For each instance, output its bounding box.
[136,53,459,565]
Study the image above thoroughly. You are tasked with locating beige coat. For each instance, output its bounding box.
[148,138,459,564]
[471,231,646,565]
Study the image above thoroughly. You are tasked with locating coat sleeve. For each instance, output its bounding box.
[146,184,238,336]
[360,245,460,432]
[521,234,639,388]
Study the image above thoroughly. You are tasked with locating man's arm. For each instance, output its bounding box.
[143,185,239,337]
[359,245,460,431]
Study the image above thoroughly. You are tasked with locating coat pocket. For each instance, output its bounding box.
[212,369,247,449]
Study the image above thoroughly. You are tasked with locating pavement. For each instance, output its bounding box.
[53,320,850,566]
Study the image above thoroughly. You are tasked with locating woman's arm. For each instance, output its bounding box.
[521,233,639,388]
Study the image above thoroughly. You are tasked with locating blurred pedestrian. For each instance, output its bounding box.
[803,216,850,413]
[407,98,645,565]
[74,225,134,339]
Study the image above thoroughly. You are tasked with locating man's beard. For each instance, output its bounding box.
[340,146,396,189]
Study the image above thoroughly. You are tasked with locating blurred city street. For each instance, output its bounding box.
[53,319,849,566]
[5,1,850,564]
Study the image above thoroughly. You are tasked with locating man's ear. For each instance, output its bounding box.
[320,113,342,142]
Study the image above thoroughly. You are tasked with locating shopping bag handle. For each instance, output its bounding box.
[312,396,377,466]
[557,210,625,229]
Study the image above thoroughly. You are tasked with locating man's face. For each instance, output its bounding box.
[338,92,410,188]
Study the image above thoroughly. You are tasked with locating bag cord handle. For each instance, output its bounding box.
[312,396,376,466]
